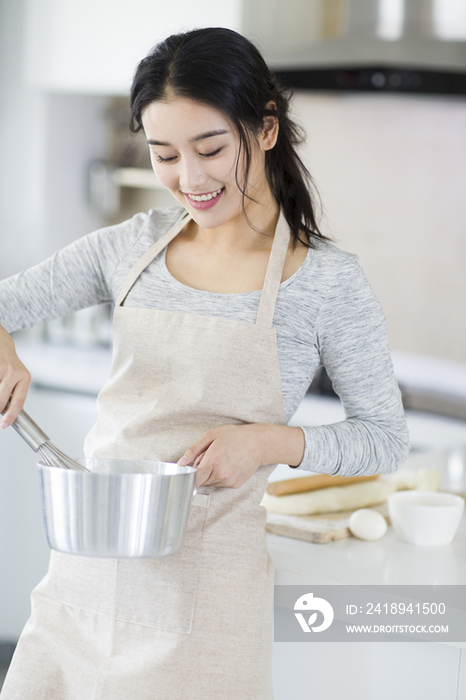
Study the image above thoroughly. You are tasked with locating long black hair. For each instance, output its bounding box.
[130,27,328,249]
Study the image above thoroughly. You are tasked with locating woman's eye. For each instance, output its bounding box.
[153,147,223,163]
[201,148,222,158]
[154,154,176,163]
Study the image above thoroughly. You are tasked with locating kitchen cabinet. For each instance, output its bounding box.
[23,0,242,94]
[459,651,466,698]
[272,640,462,700]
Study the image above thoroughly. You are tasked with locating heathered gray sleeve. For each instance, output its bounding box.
[0,213,149,332]
[298,256,409,475]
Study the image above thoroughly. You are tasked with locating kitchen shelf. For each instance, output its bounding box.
[113,167,164,190]
[88,162,167,218]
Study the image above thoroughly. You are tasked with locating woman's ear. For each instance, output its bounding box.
[261,100,279,151]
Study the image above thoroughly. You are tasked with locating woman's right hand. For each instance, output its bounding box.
[0,325,31,428]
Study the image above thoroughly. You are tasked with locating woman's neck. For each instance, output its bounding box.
[187,196,281,254]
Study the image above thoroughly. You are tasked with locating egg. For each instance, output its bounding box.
[348,508,388,541]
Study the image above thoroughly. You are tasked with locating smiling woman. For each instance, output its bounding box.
[129,28,325,251]
[0,26,409,700]
[142,98,258,224]
[140,96,301,294]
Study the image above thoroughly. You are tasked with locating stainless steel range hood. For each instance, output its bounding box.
[244,0,466,94]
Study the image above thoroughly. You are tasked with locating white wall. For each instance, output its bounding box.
[291,91,466,364]
[23,0,242,94]
[0,0,48,276]
[41,93,109,257]
[0,0,109,277]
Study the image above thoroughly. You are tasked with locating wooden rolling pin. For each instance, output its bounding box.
[266,474,379,497]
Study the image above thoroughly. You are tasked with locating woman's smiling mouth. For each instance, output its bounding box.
[184,187,225,209]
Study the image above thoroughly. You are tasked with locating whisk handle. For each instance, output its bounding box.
[9,410,50,452]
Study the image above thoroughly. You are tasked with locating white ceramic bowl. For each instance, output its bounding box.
[387,490,465,546]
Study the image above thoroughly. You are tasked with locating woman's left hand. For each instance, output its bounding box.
[177,423,305,488]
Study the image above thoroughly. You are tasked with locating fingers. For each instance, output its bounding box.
[0,345,31,427]
[191,444,239,489]
[177,435,216,488]
[0,372,31,428]
[177,433,215,466]
[193,448,226,488]
[176,425,261,489]
[193,451,206,469]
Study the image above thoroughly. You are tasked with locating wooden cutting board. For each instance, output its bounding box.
[265,502,390,544]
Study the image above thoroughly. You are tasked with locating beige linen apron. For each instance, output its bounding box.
[2,210,290,700]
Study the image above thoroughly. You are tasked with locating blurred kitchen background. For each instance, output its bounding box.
[1,0,466,697]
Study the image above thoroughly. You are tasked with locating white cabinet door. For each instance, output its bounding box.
[0,387,98,640]
[24,0,242,94]
[273,639,461,700]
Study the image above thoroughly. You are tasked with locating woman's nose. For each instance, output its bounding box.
[179,156,207,191]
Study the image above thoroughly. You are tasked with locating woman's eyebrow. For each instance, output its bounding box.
[147,129,229,146]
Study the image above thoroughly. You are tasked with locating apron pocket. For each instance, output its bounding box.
[52,551,118,617]
[114,502,208,634]
[51,502,208,634]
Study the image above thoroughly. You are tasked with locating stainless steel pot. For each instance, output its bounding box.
[37,458,197,558]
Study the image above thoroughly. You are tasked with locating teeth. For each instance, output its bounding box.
[188,188,223,202]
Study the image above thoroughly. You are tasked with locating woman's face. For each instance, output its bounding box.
[141,97,276,230]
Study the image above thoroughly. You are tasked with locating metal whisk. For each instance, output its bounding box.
[4,409,89,472]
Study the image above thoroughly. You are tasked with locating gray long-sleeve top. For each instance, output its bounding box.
[0,206,410,475]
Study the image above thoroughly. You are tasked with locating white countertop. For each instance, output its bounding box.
[14,338,113,395]
[268,526,466,649]
[268,446,466,588]
[268,516,466,587]
[268,449,466,649]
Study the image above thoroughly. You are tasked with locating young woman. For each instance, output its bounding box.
[0,27,409,700]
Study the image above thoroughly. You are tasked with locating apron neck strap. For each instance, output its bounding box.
[255,208,290,329]
[116,212,192,308]
[116,208,291,328]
